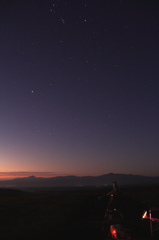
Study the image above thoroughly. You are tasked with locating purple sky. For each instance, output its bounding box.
[0,0,159,179]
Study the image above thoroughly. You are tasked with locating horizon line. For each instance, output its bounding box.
[0,171,158,181]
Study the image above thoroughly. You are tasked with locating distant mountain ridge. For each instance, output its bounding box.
[0,173,159,188]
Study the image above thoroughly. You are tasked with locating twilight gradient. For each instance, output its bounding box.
[0,0,159,179]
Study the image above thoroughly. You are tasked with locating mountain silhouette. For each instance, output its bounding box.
[0,173,159,188]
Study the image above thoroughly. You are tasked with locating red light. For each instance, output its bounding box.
[111,229,117,238]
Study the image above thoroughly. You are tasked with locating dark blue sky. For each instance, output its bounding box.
[0,0,159,179]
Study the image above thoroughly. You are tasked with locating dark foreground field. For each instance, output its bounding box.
[0,186,159,240]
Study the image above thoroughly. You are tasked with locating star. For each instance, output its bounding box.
[61,18,65,24]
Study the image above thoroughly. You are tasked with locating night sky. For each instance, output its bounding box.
[1,0,159,179]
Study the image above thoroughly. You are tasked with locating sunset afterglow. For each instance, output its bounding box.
[1,0,159,179]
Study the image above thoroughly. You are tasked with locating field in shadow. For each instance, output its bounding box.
[0,186,159,239]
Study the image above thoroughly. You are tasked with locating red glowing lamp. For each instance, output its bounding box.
[111,229,117,238]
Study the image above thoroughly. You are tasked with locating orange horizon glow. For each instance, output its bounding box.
[0,175,45,181]
[0,171,94,181]
[0,172,66,181]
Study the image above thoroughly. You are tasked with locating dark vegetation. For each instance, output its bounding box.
[0,186,159,240]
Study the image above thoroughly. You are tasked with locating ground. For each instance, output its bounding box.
[0,186,159,240]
